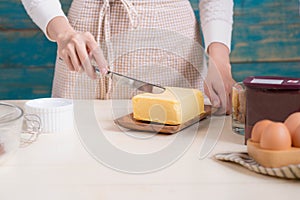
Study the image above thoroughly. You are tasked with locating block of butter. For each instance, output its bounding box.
[132,87,204,125]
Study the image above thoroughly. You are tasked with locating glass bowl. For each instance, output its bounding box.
[0,103,23,164]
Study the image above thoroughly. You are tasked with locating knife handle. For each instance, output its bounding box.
[94,66,112,78]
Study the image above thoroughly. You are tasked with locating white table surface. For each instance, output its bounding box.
[0,100,299,200]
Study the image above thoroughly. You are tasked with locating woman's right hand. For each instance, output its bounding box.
[47,16,108,79]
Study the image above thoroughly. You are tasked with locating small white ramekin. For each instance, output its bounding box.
[25,98,74,133]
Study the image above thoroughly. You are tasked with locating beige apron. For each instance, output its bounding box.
[52,0,204,99]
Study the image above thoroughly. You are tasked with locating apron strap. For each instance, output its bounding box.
[96,0,140,99]
[96,0,139,43]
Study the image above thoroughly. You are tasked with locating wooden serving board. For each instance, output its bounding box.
[114,105,211,134]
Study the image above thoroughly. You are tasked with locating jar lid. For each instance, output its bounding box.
[243,76,300,90]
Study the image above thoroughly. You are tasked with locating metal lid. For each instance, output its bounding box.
[243,76,300,90]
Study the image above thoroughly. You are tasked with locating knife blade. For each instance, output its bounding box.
[94,67,165,94]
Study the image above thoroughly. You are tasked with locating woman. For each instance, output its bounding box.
[21,0,234,114]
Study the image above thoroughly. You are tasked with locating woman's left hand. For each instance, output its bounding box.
[204,42,236,115]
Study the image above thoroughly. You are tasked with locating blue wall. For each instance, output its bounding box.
[1,0,300,99]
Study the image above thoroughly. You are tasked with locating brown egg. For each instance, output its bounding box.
[260,122,291,150]
[284,112,300,137]
[251,120,273,143]
[292,125,300,147]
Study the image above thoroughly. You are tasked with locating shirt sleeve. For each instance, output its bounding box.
[199,0,234,52]
[21,0,68,41]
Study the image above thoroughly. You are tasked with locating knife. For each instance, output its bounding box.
[58,57,165,94]
[94,67,166,94]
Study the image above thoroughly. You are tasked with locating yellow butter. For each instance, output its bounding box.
[132,87,204,125]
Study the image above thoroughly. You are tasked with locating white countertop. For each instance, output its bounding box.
[0,100,299,200]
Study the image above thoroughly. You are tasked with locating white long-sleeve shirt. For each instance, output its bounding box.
[200,0,233,51]
[21,0,233,50]
[21,0,66,41]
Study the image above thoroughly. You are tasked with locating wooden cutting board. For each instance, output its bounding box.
[114,105,211,134]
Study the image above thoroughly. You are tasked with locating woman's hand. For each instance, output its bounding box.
[47,16,108,78]
[204,42,236,115]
